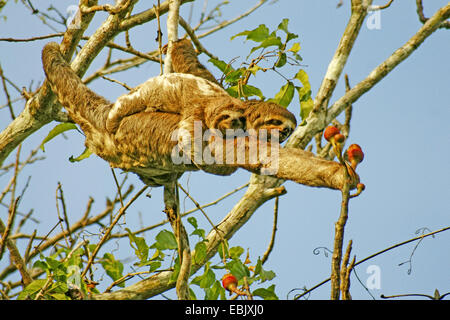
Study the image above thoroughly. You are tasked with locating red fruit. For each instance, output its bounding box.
[347,144,364,168]
[222,274,238,292]
[334,133,345,144]
[323,126,341,142]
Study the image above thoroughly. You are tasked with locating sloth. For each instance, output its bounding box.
[105,39,297,168]
[166,39,297,143]
[41,41,357,189]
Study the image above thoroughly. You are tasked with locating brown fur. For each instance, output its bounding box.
[169,39,219,84]
[168,40,297,142]
[41,42,357,190]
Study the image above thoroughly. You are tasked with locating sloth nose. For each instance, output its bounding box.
[231,117,246,129]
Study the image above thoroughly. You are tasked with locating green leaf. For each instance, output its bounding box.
[189,288,198,300]
[249,36,283,55]
[45,257,62,271]
[294,69,311,91]
[40,122,78,152]
[226,259,249,280]
[205,280,226,300]
[277,18,290,34]
[227,84,265,100]
[269,81,295,108]
[169,257,181,284]
[275,52,287,68]
[218,240,229,260]
[148,261,161,273]
[33,260,49,272]
[17,279,47,300]
[294,70,314,120]
[254,258,276,282]
[229,246,244,259]
[209,58,234,75]
[187,217,198,229]
[151,229,178,251]
[231,24,269,42]
[126,228,149,264]
[298,91,314,121]
[192,263,216,289]
[253,284,279,300]
[288,42,301,53]
[69,147,92,162]
[50,292,69,300]
[193,241,207,265]
[191,228,206,239]
[277,18,298,42]
[101,253,124,287]
[247,65,262,76]
[225,68,245,84]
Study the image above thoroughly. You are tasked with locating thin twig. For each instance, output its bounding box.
[56,182,73,246]
[330,177,351,300]
[0,33,65,42]
[0,218,33,287]
[196,0,268,38]
[416,0,450,29]
[0,197,20,259]
[80,186,148,279]
[294,226,450,300]
[369,0,394,11]
[261,196,278,265]
[0,64,15,119]
[109,183,249,239]
[101,76,132,91]
[155,0,164,75]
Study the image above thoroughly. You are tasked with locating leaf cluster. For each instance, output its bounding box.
[209,18,314,121]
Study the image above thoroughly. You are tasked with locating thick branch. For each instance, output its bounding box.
[313,0,373,113]
[93,177,286,300]
[163,182,191,300]
[164,0,181,74]
[286,3,450,150]
[0,0,100,166]
[326,3,450,124]
[0,0,194,167]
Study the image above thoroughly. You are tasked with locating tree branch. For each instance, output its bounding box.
[164,0,181,74]
[313,0,373,114]
[0,0,100,166]
[416,0,450,29]
[286,3,450,151]
[92,178,286,300]
[325,3,450,125]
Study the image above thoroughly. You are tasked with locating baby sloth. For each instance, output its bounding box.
[167,39,297,143]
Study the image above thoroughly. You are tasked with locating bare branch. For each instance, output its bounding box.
[313,0,373,114]
[0,33,65,43]
[80,185,148,279]
[261,196,279,265]
[93,180,286,300]
[163,181,191,300]
[196,0,268,38]
[369,0,394,11]
[164,0,182,74]
[0,217,33,287]
[325,3,450,125]
[416,0,450,29]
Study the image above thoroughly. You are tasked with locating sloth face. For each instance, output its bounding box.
[213,110,247,135]
[244,101,297,143]
[249,116,296,142]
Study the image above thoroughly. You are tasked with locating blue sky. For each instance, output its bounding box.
[0,0,449,300]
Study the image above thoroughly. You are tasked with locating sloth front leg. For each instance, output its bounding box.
[207,135,359,190]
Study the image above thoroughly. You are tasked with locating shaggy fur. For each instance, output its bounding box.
[41,41,356,190]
